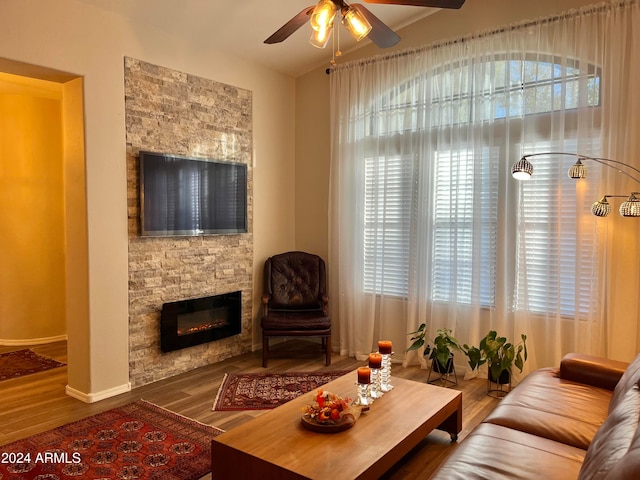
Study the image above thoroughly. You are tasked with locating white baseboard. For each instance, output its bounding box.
[0,334,68,346]
[65,382,132,404]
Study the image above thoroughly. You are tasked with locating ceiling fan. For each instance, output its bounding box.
[264,0,466,50]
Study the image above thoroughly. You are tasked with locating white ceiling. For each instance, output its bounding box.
[76,0,439,77]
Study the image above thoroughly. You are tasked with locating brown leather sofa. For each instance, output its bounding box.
[431,352,640,479]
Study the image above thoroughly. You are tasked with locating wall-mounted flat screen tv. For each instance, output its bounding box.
[139,151,248,237]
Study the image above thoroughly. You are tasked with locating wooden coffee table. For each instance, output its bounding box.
[211,370,462,479]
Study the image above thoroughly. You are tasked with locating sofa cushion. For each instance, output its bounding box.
[579,380,640,479]
[431,423,586,480]
[483,367,613,449]
[261,310,330,331]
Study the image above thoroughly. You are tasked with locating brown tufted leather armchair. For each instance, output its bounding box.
[261,251,331,367]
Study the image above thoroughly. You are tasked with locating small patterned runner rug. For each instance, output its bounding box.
[0,400,224,480]
[212,370,352,411]
[0,349,65,381]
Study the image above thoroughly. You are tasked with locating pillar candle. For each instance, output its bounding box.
[368,353,383,369]
[378,340,393,355]
[357,366,371,384]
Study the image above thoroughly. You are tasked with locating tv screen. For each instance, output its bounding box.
[139,151,248,237]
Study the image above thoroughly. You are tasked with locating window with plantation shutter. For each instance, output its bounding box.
[514,142,600,318]
[432,148,498,306]
[363,155,413,297]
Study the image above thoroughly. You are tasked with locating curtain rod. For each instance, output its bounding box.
[328,0,637,74]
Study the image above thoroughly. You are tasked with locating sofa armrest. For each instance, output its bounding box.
[559,353,629,390]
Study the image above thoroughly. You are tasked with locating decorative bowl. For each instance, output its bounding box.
[301,405,362,433]
[300,390,362,433]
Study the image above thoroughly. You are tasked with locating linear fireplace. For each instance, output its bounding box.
[160,291,242,352]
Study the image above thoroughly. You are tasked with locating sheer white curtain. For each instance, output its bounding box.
[329,1,640,372]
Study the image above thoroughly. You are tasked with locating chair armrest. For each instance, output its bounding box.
[261,294,270,315]
[321,294,329,316]
[559,353,629,391]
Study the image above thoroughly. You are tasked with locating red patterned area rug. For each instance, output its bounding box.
[212,370,352,411]
[0,349,65,382]
[0,400,224,480]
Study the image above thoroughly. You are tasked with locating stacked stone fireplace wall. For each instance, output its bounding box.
[125,57,253,388]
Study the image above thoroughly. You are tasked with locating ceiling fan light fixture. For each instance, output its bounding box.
[310,0,338,32]
[342,6,372,41]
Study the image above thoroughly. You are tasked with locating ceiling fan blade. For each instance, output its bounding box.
[363,0,465,8]
[264,6,315,44]
[353,4,401,48]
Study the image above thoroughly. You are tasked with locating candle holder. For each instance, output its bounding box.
[354,367,371,407]
[356,382,371,407]
[369,367,383,399]
[378,341,394,392]
[368,353,383,399]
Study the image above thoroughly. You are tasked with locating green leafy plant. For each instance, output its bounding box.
[407,325,462,371]
[461,344,487,371]
[463,330,528,383]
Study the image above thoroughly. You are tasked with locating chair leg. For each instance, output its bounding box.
[325,336,331,366]
[262,335,268,368]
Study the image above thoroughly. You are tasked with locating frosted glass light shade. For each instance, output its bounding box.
[310,23,333,48]
[310,0,338,31]
[342,7,372,41]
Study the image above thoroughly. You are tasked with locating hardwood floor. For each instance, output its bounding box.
[0,340,500,479]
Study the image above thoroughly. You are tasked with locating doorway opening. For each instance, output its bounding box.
[0,58,87,394]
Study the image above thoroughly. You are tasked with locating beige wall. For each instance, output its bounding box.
[295,0,640,362]
[0,74,67,343]
[61,77,91,395]
[0,0,296,400]
[295,72,331,261]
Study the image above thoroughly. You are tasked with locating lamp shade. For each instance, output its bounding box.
[568,159,587,179]
[309,22,333,48]
[342,6,372,41]
[591,196,611,217]
[310,0,338,31]
[511,157,533,180]
[619,193,640,217]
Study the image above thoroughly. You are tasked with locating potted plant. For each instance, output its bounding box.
[407,325,462,375]
[463,330,528,385]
